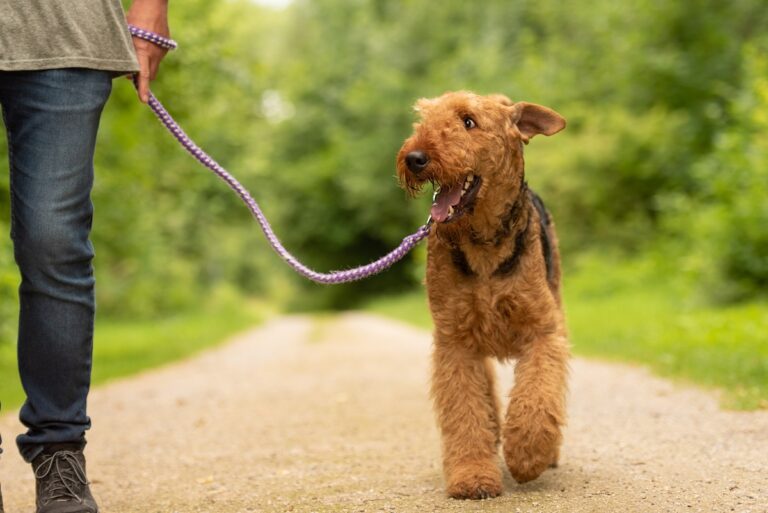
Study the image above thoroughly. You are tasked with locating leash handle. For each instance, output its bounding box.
[128,24,178,50]
[126,25,432,284]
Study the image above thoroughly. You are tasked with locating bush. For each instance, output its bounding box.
[667,46,768,302]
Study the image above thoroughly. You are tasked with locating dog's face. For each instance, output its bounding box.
[396,91,565,225]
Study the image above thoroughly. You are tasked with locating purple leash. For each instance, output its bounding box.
[128,25,431,285]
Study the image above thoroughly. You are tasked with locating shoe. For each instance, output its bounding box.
[32,444,98,513]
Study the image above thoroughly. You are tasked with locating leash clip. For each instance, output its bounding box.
[425,188,440,226]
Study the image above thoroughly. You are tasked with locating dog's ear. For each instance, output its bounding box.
[511,102,566,143]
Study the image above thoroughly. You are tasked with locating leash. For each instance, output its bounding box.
[127,25,431,284]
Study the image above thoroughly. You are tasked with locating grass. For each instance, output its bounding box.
[363,254,768,410]
[0,299,268,412]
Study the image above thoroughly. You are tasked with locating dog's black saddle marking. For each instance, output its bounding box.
[492,215,529,278]
[450,247,475,277]
[449,183,555,282]
[491,188,555,283]
[530,190,555,286]
[469,180,529,248]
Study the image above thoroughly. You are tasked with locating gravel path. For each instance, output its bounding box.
[1,313,766,512]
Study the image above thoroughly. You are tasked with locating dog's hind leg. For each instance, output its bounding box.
[431,342,502,499]
[502,331,569,483]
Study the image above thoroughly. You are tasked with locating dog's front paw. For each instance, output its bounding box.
[446,462,503,500]
[502,408,562,483]
[503,437,560,483]
[504,453,553,484]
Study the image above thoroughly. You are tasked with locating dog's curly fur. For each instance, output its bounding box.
[396,91,570,500]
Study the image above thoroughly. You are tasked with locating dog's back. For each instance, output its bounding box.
[530,189,562,305]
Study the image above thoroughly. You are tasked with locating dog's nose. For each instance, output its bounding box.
[405,151,430,174]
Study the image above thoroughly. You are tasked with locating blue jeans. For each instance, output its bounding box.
[0,69,112,462]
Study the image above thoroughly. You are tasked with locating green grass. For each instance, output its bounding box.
[0,300,268,412]
[363,255,768,410]
[365,290,432,331]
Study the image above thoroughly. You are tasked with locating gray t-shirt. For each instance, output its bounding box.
[0,0,140,73]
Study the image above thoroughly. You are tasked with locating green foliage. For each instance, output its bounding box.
[0,0,285,342]
[0,225,17,343]
[92,0,282,318]
[666,46,768,302]
[0,125,17,343]
[532,106,688,249]
[263,0,768,308]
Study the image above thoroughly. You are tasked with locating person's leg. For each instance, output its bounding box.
[0,69,112,463]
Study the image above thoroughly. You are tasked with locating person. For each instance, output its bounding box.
[0,0,170,511]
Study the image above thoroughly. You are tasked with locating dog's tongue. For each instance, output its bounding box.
[431,183,463,223]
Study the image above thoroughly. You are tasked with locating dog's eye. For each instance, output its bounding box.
[463,116,477,129]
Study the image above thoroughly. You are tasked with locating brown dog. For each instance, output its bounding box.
[396,91,569,499]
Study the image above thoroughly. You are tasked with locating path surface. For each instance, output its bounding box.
[1,314,766,513]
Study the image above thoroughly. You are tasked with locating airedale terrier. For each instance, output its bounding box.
[396,91,569,499]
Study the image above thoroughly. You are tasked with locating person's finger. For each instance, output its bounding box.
[138,53,151,103]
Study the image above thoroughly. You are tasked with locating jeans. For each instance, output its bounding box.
[0,68,112,462]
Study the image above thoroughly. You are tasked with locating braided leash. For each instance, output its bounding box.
[127,25,431,284]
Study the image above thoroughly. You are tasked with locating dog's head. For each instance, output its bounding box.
[396,91,565,225]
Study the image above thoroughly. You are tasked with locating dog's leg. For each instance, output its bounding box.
[432,342,502,499]
[502,331,569,483]
[483,357,502,449]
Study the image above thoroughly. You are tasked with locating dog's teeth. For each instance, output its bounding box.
[467,174,474,182]
[448,206,454,216]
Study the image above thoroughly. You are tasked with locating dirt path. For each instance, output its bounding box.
[1,314,766,512]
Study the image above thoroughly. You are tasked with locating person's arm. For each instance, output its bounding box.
[126,0,170,103]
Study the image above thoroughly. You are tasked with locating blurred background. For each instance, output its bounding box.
[0,0,765,409]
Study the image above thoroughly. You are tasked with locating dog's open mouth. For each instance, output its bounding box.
[430,173,482,223]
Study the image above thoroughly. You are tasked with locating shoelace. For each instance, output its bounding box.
[34,451,89,504]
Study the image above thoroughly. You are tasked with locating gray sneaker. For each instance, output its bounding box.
[32,446,98,513]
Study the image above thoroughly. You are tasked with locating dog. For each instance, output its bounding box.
[396,91,570,499]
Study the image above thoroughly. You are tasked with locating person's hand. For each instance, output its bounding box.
[126,0,170,103]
